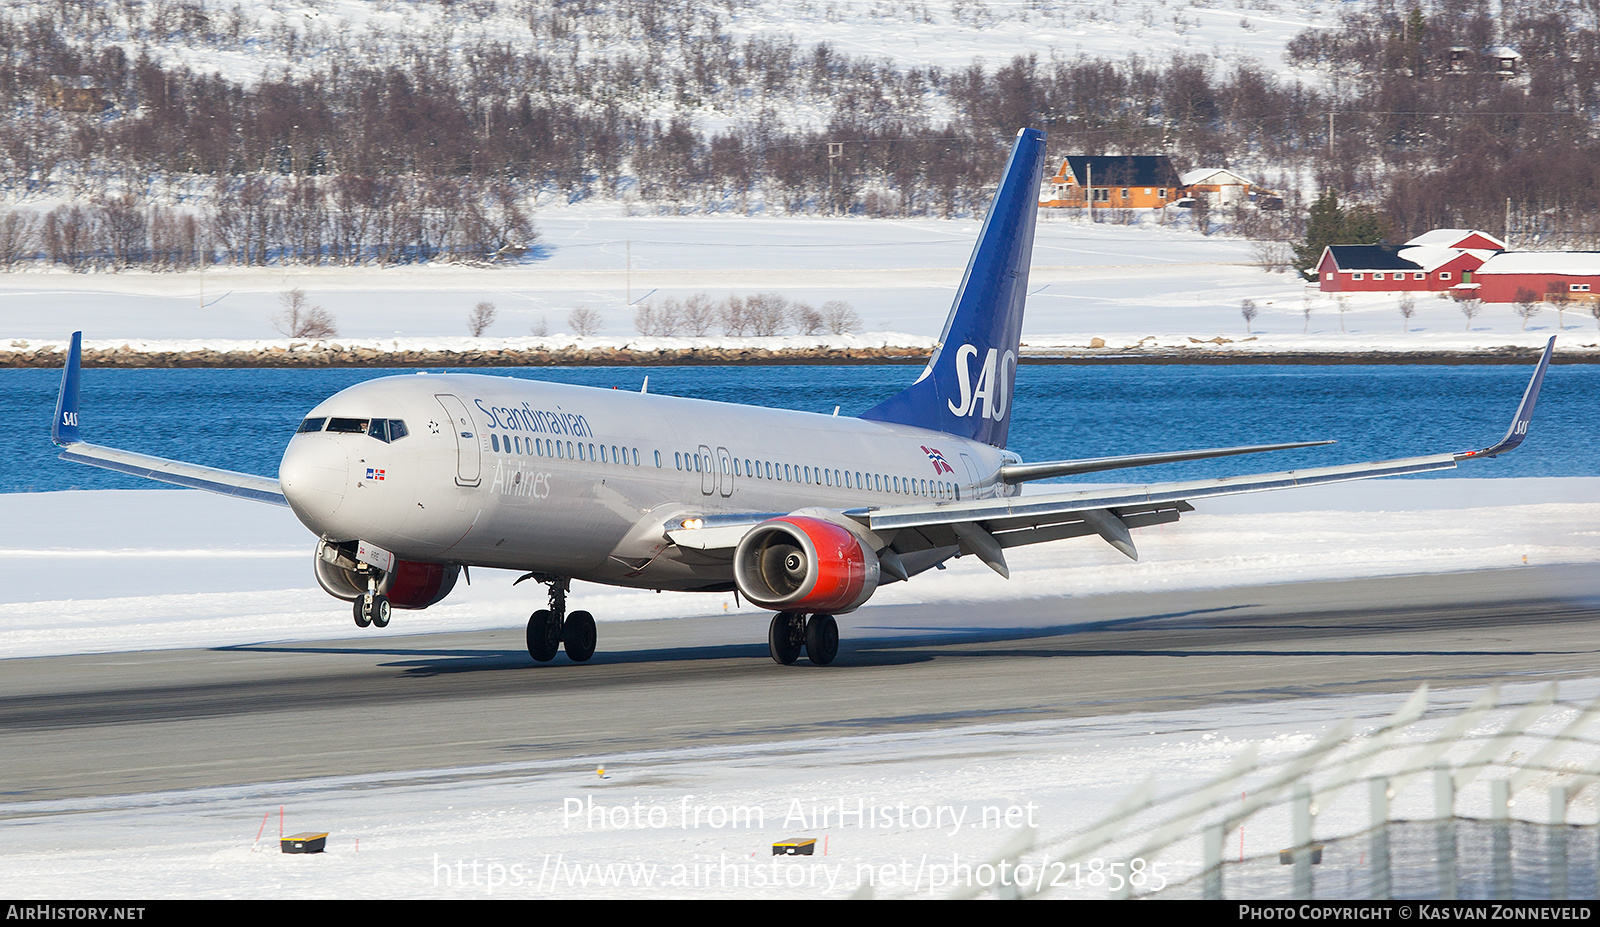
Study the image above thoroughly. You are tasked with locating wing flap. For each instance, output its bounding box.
[866,452,1460,533]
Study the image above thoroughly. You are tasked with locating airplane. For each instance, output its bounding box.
[49,128,1555,668]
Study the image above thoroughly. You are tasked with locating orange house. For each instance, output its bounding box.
[1039,156,1182,209]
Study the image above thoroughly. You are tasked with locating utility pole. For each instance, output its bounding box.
[828,142,843,214]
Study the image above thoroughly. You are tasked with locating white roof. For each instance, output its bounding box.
[1403,228,1507,250]
[1395,245,1467,272]
[1179,168,1251,187]
[1477,251,1600,276]
[1486,46,1521,59]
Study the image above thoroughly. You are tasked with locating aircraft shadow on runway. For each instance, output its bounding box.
[208,596,1600,677]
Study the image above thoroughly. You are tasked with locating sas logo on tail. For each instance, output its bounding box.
[947,344,1016,421]
[921,446,955,476]
[366,468,386,481]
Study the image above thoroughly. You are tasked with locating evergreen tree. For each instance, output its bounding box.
[1292,191,1391,279]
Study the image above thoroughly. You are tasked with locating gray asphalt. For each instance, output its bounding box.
[3,564,1598,809]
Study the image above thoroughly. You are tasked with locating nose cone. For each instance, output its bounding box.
[280,437,349,532]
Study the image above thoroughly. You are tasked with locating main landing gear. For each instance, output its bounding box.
[768,611,838,666]
[523,576,597,664]
[353,573,391,629]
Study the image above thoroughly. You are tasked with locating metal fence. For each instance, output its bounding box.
[944,682,1600,899]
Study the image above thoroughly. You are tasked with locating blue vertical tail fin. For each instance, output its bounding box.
[859,128,1045,447]
[52,331,83,446]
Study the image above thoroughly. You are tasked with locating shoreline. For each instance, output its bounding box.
[0,344,1582,368]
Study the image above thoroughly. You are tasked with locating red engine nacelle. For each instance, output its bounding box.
[733,516,880,613]
[313,541,460,610]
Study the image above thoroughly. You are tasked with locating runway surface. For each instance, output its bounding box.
[3,564,1598,808]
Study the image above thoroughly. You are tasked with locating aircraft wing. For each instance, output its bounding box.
[854,336,1554,573]
[50,332,288,505]
[668,337,1555,577]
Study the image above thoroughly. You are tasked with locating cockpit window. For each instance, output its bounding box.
[296,417,326,434]
[326,417,369,434]
[367,419,409,443]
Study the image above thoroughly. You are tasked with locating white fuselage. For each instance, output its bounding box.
[278,373,1018,591]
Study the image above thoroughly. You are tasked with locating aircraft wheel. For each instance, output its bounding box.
[526,609,561,662]
[563,610,597,663]
[352,598,371,629]
[370,595,391,629]
[768,611,804,666]
[805,613,839,666]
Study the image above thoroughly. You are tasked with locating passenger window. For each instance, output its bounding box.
[655,450,662,468]
[492,434,501,452]
[297,417,325,434]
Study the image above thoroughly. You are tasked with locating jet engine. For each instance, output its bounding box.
[313,539,460,610]
[733,516,880,612]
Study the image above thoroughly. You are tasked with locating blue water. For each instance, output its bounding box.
[0,363,1593,493]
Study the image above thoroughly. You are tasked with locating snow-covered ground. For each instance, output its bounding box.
[0,211,1589,354]
[2,479,1598,898]
[7,679,1596,900]
[19,0,1340,126]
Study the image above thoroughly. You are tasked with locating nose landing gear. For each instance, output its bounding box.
[768,611,838,666]
[521,575,597,664]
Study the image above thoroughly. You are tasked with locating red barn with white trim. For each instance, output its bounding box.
[1316,229,1504,293]
[1471,252,1600,303]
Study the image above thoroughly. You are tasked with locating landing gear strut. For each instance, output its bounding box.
[522,576,597,664]
[768,612,838,666]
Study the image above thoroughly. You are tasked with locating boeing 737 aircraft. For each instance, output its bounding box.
[50,129,1554,667]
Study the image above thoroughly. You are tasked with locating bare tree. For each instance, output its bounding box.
[0,209,39,270]
[720,295,748,336]
[793,302,826,335]
[1547,284,1572,330]
[272,288,338,338]
[1513,287,1542,331]
[1336,296,1349,332]
[1251,238,1292,274]
[1398,293,1416,332]
[568,307,604,336]
[467,301,497,336]
[822,299,861,334]
[530,315,549,337]
[744,293,790,336]
[1240,298,1259,334]
[1455,292,1483,331]
[680,292,718,336]
[1301,292,1315,333]
[1588,299,1600,331]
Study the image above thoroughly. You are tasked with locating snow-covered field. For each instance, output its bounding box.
[10,679,1598,900]
[0,211,1589,355]
[2,478,1598,898]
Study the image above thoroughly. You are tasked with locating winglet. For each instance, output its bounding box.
[1456,336,1554,460]
[52,331,83,447]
